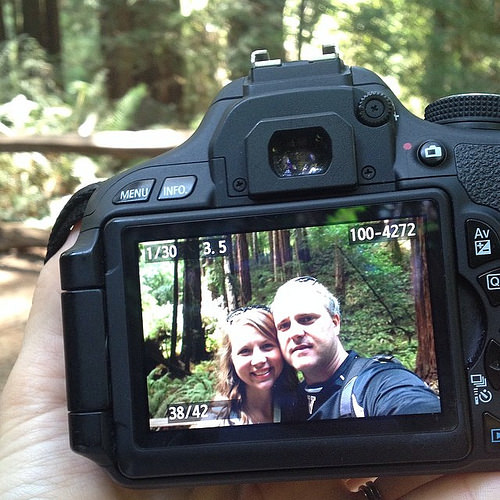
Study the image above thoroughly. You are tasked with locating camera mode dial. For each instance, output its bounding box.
[356,91,395,127]
[425,93,500,130]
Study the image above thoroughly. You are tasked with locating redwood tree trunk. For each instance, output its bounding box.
[411,218,437,384]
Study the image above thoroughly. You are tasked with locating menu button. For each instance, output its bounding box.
[113,179,155,204]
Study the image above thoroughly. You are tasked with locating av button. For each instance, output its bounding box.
[466,219,500,268]
[158,176,197,200]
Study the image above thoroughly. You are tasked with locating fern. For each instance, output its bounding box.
[100,84,149,131]
[148,361,217,418]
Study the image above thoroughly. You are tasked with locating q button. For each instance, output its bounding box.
[478,268,500,306]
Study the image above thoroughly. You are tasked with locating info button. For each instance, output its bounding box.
[158,176,197,200]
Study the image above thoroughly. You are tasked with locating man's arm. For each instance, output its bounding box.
[357,366,441,416]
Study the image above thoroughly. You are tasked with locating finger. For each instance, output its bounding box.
[370,475,441,500]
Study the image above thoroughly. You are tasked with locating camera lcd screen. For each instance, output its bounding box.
[135,199,445,434]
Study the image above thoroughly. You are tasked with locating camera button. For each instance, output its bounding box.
[356,92,394,126]
[158,176,197,200]
[417,141,446,166]
[478,268,500,306]
[483,412,500,452]
[113,179,155,204]
[466,219,500,268]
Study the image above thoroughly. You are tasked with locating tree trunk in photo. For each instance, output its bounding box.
[278,229,293,279]
[0,0,7,42]
[21,0,61,60]
[334,244,346,301]
[270,230,282,282]
[181,238,205,367]
[235,233,252,306]
[411,218,437,384]
[22,0,42,41]
[251,232,260,264]
[170,250,179,361]
[223,252,238,311]
[44,0,61,57]
[295,227,311,264]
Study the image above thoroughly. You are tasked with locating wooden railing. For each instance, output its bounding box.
[0,129,193,250]
[0,129,193,159]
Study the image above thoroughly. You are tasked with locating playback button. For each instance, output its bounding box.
[483,412,500,452]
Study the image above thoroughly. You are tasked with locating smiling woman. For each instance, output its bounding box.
[215,306,299,425]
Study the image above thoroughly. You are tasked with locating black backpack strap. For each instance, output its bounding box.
[339,355,403,418]
[339,357,375,417]
[45,182,101,262]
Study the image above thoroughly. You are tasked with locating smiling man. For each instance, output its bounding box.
[271,276,441,420]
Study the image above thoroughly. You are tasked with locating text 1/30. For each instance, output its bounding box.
[142,237,230,263]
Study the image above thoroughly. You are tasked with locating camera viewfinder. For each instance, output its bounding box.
[269,127,332,177]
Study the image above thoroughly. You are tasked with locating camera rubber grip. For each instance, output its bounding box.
[455,144,500,211]
[62,289,110,412]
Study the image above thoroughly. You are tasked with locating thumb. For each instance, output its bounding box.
[3,224,81,408]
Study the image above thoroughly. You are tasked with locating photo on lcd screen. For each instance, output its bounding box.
[139,211,441,430]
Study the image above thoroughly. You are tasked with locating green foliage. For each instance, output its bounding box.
[0,37,62,108]
[142,267,177,307]
[148,360,217,418]
[284,0,333,59]
[1,1,498,222]
[0,152,76,221]
[217,0,287,79]
[59,0,103,84]
[336,0,500,107]
[202,315,220,355]
[298,224,418,369]
[0,36,153,221]
[148,318,171,343]
[0,41,81,221]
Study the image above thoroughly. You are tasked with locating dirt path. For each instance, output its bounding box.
[0,251,44,393]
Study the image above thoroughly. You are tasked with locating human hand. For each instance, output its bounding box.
[1,227,499,499]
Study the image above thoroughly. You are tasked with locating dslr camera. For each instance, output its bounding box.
[60,46,500,486]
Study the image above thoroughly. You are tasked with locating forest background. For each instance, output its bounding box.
[0,0,498,402]
[0,0,499,223]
